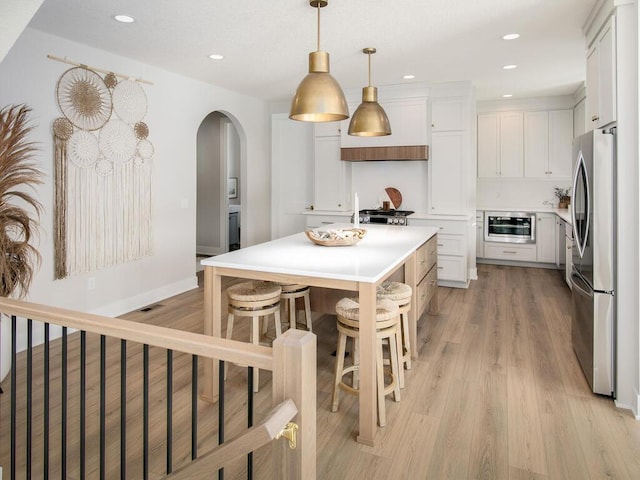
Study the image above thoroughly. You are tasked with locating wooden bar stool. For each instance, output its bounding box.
[225,281,282,392]
[377,281,412,389]
[331,297,401,427]
[278,283,312,332]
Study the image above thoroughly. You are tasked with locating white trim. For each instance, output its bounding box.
[469,267,478,280]
[89,276,199,318]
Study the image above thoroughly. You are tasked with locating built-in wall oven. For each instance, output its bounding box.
[484,211,536,243]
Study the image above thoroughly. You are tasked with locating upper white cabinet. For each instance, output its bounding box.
[477,112,524,178]
[340,97,428,148]
[313,129,351,211]
[314,121,342,137]
[429,97,470,214]
[431,98,466,132]
[586,15,616,128]
[524,110,573,178]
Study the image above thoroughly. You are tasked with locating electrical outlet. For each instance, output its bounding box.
[88,277,96,290]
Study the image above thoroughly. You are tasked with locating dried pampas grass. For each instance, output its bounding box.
[0,105,43,298]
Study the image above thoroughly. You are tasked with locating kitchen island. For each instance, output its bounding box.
[201,224,438,445]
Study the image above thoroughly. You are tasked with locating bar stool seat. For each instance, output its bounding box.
[225,281,282,392]
[377,281,412,388]
[331,297,402,427]
[278,283,312,332]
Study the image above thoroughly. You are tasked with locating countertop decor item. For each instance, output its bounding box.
[554,187,571,209]
[305,227,367,246]
[385,187,402,209]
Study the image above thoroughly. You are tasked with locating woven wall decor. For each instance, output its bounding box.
[52,66,154,279]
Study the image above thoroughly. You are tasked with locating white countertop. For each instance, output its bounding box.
[201,224,438,283]
[478,206,572,225]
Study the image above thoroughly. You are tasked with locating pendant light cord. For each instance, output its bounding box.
[316,2,321,51]
[368,52,372,87]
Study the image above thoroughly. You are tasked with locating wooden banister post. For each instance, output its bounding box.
[272,329,316,480]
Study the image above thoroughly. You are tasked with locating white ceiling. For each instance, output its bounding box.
[27,0,598,102]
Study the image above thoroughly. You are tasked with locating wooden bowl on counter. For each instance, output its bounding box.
[305,227,367,247]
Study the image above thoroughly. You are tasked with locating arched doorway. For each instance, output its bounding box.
[196,112,242,267]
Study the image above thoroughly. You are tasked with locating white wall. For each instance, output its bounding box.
[0,28,271,359]
[0,0,43,63]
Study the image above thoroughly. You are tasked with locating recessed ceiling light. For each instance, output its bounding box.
[502,33,520,40]
[403,74,415,80]
[114,14,134,23]
[503,64,517,70]
[503,94,513,98]
[209,54,224,60]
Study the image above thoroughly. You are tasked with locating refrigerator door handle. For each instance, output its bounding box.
[572,150,590,259]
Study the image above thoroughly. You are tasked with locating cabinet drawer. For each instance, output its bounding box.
[436,234,465,256]
[484,243,536,261]
[417,235,438,281]
[436,255,467,281]
[417,264,438,318]
[305,215,351,228]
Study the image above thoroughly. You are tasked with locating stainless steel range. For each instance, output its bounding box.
[358,209,414,226]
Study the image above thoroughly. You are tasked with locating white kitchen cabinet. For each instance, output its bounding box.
[524,110,573,179]
[484,243,536,262]
[475,211,484,258]
[410,217,469,288]
[340,97,428,148]
[313,134,351,211]
[586,15,617,129]
[305,213,352,229]
[574,98,587,138]
[565,221,573,289]
[314,121,342,137]
[431,98,466,132]
[430,132,465,214]
[477,112,524,178]
[536,213,557,263]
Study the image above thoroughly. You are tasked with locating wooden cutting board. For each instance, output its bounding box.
[385,187,402,209]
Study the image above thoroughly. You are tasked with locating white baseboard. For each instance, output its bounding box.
[89,276,199,318]
[469,267,478,280]
[614,389,640,419]
[197,245,223,256]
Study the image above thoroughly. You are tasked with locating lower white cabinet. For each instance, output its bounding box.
[536,213,557,263]
[475,211,484,258]
[410,217,469,288]
[484,243,537,262]
[305,213,352,229]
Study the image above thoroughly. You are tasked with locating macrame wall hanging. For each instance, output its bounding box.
[50,57,154,279]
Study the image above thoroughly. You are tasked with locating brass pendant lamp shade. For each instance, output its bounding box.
[289,0,349,122]
[348,48,391,136]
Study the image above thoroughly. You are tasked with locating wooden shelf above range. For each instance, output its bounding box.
[340,145,429,162]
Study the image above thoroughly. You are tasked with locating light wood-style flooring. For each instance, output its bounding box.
[2,264,640,479]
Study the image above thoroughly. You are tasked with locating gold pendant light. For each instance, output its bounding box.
[348,47,391,136]
[289,0,349,122]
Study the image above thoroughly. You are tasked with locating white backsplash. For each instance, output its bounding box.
[351,161,429,212]
[477,178,572,210]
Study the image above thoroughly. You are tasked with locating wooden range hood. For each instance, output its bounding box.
[340,145,429,162]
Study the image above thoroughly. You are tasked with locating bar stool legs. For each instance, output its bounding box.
[331,297,401,427]
[225,281,282,393]
[279,284,313,332]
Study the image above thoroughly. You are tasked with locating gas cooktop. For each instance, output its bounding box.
[358,209,414,225]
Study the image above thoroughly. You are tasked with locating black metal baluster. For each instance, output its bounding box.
[27,319,33,480]
[191,355,198,460]
[80,331,86,480]
[10,315,17,480]
[247,367,254,480]
[61,326,68,479]
[44,323,50,480]
[100,335,106,480]
[218,360,225,480]
[143,344,149,480]
[120,339,127,479]
[166,350,173,474]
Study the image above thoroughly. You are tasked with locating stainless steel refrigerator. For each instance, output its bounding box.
[571,129,615,397]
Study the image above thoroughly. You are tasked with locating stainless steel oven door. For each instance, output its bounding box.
[484,212,536,243]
